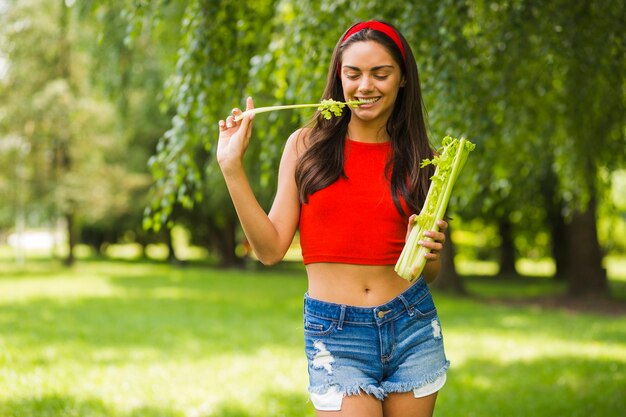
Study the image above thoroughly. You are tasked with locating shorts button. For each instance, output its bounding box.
[377,311,385,319]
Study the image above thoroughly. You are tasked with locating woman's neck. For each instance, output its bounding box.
[347,120,390,143]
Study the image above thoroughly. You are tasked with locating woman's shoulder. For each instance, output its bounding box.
[285,127,313,158]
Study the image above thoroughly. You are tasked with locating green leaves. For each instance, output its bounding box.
[318,99,364,119]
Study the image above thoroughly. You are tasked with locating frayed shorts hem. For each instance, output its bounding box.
[382,362,449,397]
[308,365,448,402]
[308,364,449,413]
[309,383,387,402]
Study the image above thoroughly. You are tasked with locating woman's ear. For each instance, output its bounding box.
[400,76,407,87]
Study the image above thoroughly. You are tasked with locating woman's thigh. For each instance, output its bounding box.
[382,391,438,417]
[315,393,383,417]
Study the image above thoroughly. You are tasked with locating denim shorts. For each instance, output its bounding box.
[303,277,450,411]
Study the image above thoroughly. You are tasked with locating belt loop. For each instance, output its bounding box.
[337,305,346,330]
[398,295,414,316]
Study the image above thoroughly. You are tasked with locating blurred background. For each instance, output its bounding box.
[0,1,624,416]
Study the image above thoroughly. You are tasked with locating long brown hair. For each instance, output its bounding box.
[295,21,434,215]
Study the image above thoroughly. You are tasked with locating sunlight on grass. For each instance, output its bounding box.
[0,260,624,416]
[606,255,626,281]
[0,262,311,416]
[455,259,499,275]
[434,293,626,417]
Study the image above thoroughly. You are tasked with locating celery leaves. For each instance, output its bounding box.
[395,136,476,282]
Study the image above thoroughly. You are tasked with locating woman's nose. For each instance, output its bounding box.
[358,75,374,92]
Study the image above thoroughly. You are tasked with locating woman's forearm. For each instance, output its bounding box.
[422,258,441,283]
[221,166,287,265]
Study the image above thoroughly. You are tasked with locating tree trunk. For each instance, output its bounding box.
[64,212,75,267]
[549,204,569,280]
[567,195,607,296]
[211,216,244,268]
[541,160,570,280]
[59,1,75,268]
[166,227,178,263]
[431,227,466,294]
[498,216,517,277]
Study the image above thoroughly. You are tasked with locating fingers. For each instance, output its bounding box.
[246,96,254,111]
[239,110,255,137]
[218,97,254,129]
[420,239,443,261]
[419,236,443,251]
[420,219,448,261]
[218,114,237,131]
[218,113,243,131]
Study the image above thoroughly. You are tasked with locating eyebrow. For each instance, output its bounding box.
[342,64,395,71]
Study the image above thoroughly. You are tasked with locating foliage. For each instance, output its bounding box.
[0,1,126,232]
[141,0,277,231]
[1,0,623,271]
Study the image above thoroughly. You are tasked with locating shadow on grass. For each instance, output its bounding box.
[1,294,305,356]
[2,268,624,354]
[0,390,313,417]
[439,355,625,417]
[436,293,626,346]
[1,261,310,356]
[458,274,626,315]
[4,355,622,417]
[0,394,183,417]
[0,259,69,278]
[105,262,306,292]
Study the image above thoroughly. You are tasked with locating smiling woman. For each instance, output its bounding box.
[339,42,405,130]
[217,20,448,417]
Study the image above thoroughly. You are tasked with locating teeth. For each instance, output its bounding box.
[357,97,379,104]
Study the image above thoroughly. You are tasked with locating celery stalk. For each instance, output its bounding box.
[395,136,476,282]
[233,99,368,122]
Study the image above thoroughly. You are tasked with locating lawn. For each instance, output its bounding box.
[0,260,624,417]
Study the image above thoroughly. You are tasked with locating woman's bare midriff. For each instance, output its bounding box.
[305,263,414,307]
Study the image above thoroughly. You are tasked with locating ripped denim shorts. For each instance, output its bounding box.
[303,276,450,411]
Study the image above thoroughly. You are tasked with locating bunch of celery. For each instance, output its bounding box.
[233,98,370,122]
[395,136,476,282]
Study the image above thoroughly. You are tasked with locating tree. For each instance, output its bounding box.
[0,0,136,265]
[467,0,625,295]
[134,0,624,288]
[76,0,184,258]
[135,0,278,266]
[432,226,466,293]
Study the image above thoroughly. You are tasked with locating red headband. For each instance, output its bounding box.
[341,20,406,62]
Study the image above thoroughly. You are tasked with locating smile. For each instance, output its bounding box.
[355,97,381,105]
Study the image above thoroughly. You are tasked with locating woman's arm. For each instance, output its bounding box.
[422,255,442,284]
[217,98,303,265]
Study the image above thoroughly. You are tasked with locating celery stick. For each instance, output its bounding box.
[233,99,368,122]
[395,136,476,281]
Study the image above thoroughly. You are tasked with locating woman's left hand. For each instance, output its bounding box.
[418,219,448,262]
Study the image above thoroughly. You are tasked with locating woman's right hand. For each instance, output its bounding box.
[217,96,255,174]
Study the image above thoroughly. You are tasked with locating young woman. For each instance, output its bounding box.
[217,20,449,417]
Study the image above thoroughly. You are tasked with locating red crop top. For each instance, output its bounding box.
[299,138,411,265]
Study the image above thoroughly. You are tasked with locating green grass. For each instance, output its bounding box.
[0,260,624,417]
